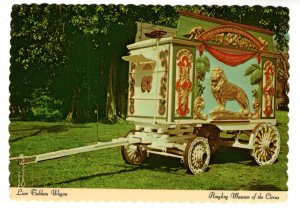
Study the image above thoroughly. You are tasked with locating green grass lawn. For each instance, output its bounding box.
[9,111,288,190]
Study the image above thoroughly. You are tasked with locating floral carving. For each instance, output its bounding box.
[128,62,136,115]
[141,76,153,93]
[158,50,169,115]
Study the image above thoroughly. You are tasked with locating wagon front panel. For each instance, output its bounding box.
[126,42,171,123]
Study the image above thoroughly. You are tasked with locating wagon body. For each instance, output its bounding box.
[121,12,281,173]
[124,12,280,130]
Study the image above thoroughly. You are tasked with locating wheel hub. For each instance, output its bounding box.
[262,134,271,149]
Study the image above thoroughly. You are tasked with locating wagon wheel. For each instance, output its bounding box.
[252,123,280,166]
[121,131,147,165]
[184,137,210,174]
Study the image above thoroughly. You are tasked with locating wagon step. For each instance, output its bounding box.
[9,137,141,165]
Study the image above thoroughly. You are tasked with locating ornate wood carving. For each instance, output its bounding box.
[200,26,267,51]
[185,25,268,51]
[176,49,193,116]
[179,11,274,36]
[251,89,262,119]
[158,50,169,115]
[128,62,136,115]
[193,97,207,120]
[262,61,276,117]
[141,76,153,93]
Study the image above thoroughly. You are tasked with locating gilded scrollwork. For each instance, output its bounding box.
[263,61,275,117]
[250,89,262,119]
[183,26,206,40]
[185,26,268,51]
[193,97,208,120]
[208,32,258,50]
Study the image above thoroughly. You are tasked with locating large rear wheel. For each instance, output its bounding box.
[252,123,280,166]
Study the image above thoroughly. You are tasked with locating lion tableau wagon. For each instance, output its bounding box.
[11,11,281,176]
[121,11,281,174]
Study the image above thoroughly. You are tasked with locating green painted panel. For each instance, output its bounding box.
[199,50,259,117]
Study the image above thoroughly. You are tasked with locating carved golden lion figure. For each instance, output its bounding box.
[211,67,249,113]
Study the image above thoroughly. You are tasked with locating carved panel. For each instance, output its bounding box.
[262,60,276,117]
[187,25,268,51]
[158,50,169,115]
[175,49,193,116]
[128,62,136,115]
[141,76,153,93]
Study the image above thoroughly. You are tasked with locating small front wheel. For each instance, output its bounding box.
[184,137,210,174]
[121,131,147,165]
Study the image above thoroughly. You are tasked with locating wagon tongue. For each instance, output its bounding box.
[9,137,140,165]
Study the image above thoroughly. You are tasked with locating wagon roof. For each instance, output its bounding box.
[177,11,276,52]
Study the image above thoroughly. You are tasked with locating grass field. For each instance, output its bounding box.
[9,111,288,190]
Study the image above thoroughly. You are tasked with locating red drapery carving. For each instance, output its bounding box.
[199,44,258,66]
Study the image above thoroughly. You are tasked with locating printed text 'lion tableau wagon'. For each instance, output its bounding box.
[11,11,281,175]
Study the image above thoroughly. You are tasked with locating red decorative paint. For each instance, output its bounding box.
[204,45,257,66]
[176,53,193,116]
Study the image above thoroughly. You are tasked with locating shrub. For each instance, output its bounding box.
[29,90,63,121]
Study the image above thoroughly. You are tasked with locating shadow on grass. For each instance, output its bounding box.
[35,167,141,187]
[141,155,183,173]
[9,124,90,142]
[10,125,68,142]
[210,146,254,165]
[35,149,257,187]
[9,129,43,142]
[37,156,184,187]
[239,183,283,191]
